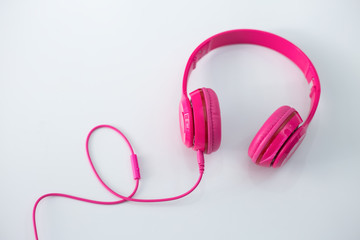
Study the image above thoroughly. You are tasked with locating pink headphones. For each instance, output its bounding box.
[33,29,320,239]
[180,29,320,167]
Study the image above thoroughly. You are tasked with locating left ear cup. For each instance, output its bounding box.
[189,88,221,154]
[248,106,303,167]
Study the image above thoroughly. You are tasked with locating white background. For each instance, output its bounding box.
[1,0,359,239]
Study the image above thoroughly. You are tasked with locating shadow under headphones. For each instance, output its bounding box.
[179,29,320,167]
[33,29,320,239]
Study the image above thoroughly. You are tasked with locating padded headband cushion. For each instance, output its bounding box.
[248,106,294,160]
[202,88,221,154]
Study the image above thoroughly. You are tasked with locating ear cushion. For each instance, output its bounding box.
[202,88,221,154]
[248,106,302,166]
[189,88,221,154]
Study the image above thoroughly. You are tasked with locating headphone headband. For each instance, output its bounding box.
[182,29,320,128]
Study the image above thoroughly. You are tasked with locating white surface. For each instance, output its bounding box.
[1,0,360,239]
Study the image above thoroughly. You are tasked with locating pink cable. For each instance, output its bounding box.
[32,183,139,240]
[33,124,204,239]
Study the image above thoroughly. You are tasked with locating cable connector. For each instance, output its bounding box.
[130,154,141,180]
[197,150,205,174]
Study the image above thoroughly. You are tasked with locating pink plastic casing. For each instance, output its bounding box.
[180,29,320,166]
[179,95,194,148]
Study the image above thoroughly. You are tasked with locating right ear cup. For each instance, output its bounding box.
[189,88,221,154]
[248,106,303,167]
